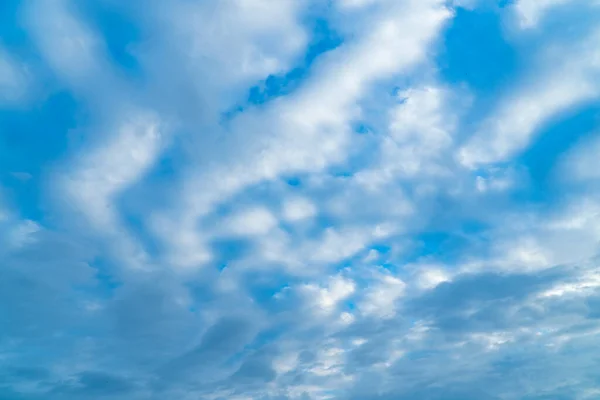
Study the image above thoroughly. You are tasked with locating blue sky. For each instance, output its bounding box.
[2,0,600,399]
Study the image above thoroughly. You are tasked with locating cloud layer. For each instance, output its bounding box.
[2,0,600,399]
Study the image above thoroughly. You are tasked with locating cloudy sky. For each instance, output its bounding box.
[2,0,600,399]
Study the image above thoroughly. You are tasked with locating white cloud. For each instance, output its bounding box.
[359,272,406,317]
[414,265,451,289]
[460,195,600,276]
[59,110,165,268]
[514,0,570,28]
[225,206,279,236]
[152,0,307,115]
[380,85,457,178]
[512,0,594,28]
[182,0,306,80]
[475,170,515,193]
[25,0,105,86]
[539,269,600,298]
[63,111,164,228]
[560,132,600,182]
[310,228,375,263]
[303,274,356,314]
[281,197,317,223]
[0,192,41,252]
[337,0,385,9]
[458,28,600,168]
[156,0,452,269]
[227,82,463,274]
[6,220,41,249]
[0,49,28,104]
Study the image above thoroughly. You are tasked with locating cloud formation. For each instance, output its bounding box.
[2,1,600,399]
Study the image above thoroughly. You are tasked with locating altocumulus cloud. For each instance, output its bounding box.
[2,0,600,399]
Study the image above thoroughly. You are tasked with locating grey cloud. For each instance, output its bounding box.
[50,371,136,398]
[159,315,258,384]
[229,349,278,387]
[407,269,568,332]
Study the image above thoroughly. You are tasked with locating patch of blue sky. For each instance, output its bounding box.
[245,276,298,310]
[0,91,83,222]
[438,6,519,95]
[248,18,343,103]
[325,139,379,178]
[412,231,460,258]
[0,0,30,51]
[75,1,143,77]
[210,237,253,269]
[185,279,219,310]
[89,259,123,297]
[516,102,600,203]
[222,17,343,120]
[111,144,188,261]
[514,0,600,44]
[0,91,80,173]
[438,5,524,148]
[240,326,288,355]
[284,176,303,187]
[401,219,490,266]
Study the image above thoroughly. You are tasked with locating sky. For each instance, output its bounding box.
[2,0,600,399]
